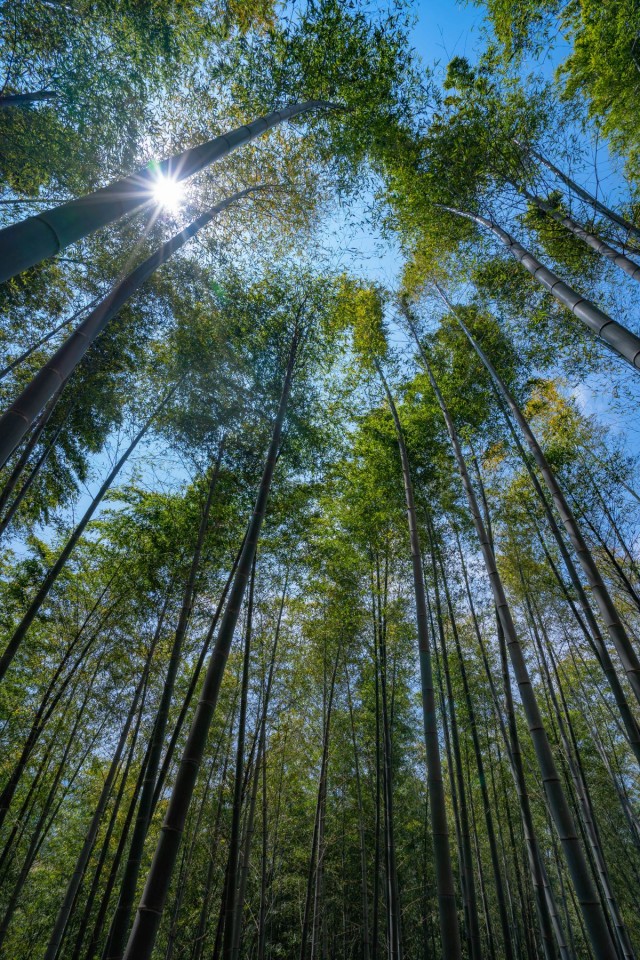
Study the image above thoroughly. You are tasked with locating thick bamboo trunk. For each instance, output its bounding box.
[122,328,299,960]
[416,346,617,959]
[0,90,57,106]
[378,365,461,960]
[0,102,336,284]
[440,207,640,370]
[521,188,640,282]
[0,187,262,469]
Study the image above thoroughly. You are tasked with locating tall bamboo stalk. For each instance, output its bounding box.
[106,455,222,958]
[346,665,371,960]
[122,325,300,960]
[0,102,336,283]
[0,187,262,469]
[427,523,482,960]
[435,541,515,960]
[520,187,640,282]
[43,635,159,960]
[440,206,640,370]
[413,339,617,960]
[0,384,177,682]
[377,363,462,960]
[518,144,640,246]
[220,555,257,960]
[300,646,340,960]
[435,288,640,718]
[523,584,636,960]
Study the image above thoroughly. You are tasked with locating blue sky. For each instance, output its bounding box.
[10,0,640,555]
[326,0,640,459]
[410,0,485,68]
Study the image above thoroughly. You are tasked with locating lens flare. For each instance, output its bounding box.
[152,174,184,212]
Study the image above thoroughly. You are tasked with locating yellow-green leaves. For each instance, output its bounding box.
[334,278,388,370]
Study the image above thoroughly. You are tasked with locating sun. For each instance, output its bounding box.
[152,174,184,213]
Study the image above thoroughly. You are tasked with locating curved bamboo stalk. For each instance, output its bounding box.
[517,144,640,246]
[521,187,640,282]
[440,206,640,371]
[0,101,338,283]
[0,186,266,470]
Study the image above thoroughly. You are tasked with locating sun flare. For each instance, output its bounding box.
[152,174,184,212]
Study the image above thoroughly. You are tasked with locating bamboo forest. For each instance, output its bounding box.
[3,1,640,958]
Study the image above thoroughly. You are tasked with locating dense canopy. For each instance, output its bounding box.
[1,2,640,960]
